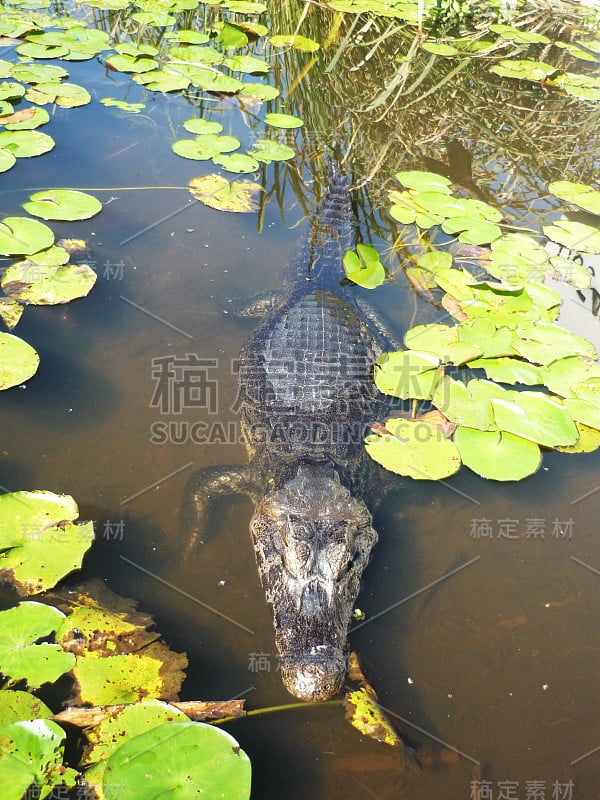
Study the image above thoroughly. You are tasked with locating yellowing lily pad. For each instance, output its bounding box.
[23,190,102,221]
[0,298,23,330]
[0,333,39,389]
[549,181,600,216]
[344,688,402,746]
[543,219,600,255]
[2,262,97,305]
[269,34,319,52]
[189,174,262,212]
[374,350,441,400]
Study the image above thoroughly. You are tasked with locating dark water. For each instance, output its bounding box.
[2,3,600,799]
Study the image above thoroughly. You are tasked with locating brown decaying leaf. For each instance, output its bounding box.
[442,292,468,321]
[0,107,37,124]
[52,700,246,727]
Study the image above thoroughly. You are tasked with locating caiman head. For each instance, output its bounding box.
[249,464,378,701]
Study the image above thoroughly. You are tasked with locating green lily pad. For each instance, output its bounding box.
[224,0,267,12]
[454,427,542,481]
[490,59,557,81]
[0,603,75,687]
[0,333,39,389]
[3,106,50,131]
[173,134,240,160]
[0,82,25,102]
[0,490,94,593]
[405,323,458,353]
[0,130,54,158]
[542,356,600,396]
[0,690,52,727]
[212,152,259,173]
[547,256,591,289]
[269,34,319,52]
[247,139,295,163]
[421,42,460,56]
[432,376,502,431]
[169,45,224,66]
[23,190,102,221]
[103,722,251,800]
[365,417,461,481]
[343,244,385,289]
[548,181,600,216]
[395,170,452,194]
[135,69,191,93]
[469,357,543,385]
[9,63,68,84]
[374,350,441,400]
[131,11,176,24]
[564,398,600,430]
[2,261,97,305]
[457,319,515,358]
[0,148,16,172]
[490,391,578,447]
[240,82,280,100]
[182,118,223,134]
[264,112,303,129]
[543,219,600,255]
[182,67,243,93]
[25,81,91,108]
[489,24,550,44]
[100,98,146,113]
[416,250,453,273]
[215,21,249,49]
[513,322,597,365]
[188,174,262,212]
[105,54,158,73]
[0,718,77,800]
[224,55,270,73]
[165,30,210,44]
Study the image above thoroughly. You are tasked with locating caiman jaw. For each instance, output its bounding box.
[250,466,378,701]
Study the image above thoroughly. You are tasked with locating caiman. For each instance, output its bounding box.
[184,161,399,701]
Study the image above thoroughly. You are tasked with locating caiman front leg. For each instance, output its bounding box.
[182,464,261,553]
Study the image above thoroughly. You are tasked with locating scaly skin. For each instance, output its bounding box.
[185,164,389,700]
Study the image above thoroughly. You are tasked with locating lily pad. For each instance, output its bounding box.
[2,262,97,305]
[212,153,259,173]
[0,333,39,389]
[454,427,542,481]
[490,391,578,447]
[542,356,600,396]
[100,98,146,113]
[543,219,600,255]
[0,130,54,158]
[374,350,441,400]
[548,181,600,216]
[344,688,402,746]
[224,55,270,73]
[365,417,461,481]
[269,34,319,52]
[3,106,50,131]
[469,357,543,386]
[173,133,240,160]
[395,170,452,194]
[343,244,385,289]
[547,256,591,289]
[0,148,16,172]
[0,299,24,330]
[0,690,52,727]
[0,602,75,687]
[103,722,251,800]
[247,139,295,163]
[182,118,223,134]
[0,718,77,800]
[23,190,102,221]
[189,174,262,212]
[264,112,303,129]
[432,376,501,431]
[490,59,557,82]
[0,490,94,593]
[72,652,175,706]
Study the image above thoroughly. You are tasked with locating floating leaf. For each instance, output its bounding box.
[469,357,543,385]
[0,718,77,800]
[0,148,16,172]
[374,350,441,400]
[212,152,259,173]
[416,250,452,273]
[183,118,223,134]
[0,603,75,687]
[557,423,600,454]
[23,190,102,221]
[343,244,385,288]
[10,63,68,84]
[564,398,600,430]
[454,427,542,481]
[173,133,240,160]
[224,55,270,73]
[548,181,600,216]
[457,319,515,358]
[365,417,461,480]
[490,59,557,81]
[240,82,280,100]
[165,30,210,44]
[25,81,91,108]
[264,112,303,129]
[513,322,596,365]
[542,356,600,396]
[0,299,23,330]
[489,24,550,44]
[0,82,25,101]
[0,130,54,158]
[0,690,52,727]
[189,174,262,212]
[404,323,458,353]
[100,98,146,113]
[2,261,97,305]
[169,44,224,66]
[421,41,459,56]
[103,722,251,800]
[490,391,578,447]
[0,333,39,389]
[269,34,319,52]
[3,107,50,131]
[432,376,501,431]
[543,219,600,254]
[547,256,591,289]
[106,54,157,73]
[344,688,402,746]
[395,170,452,193]
[247,138,295,162]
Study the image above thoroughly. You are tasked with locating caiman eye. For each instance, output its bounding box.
[286,515,315,541]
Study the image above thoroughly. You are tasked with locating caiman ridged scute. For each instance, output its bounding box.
[185,162,387,701]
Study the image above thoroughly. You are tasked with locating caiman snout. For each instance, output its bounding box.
[250,465,378,701]
[280,648,346,702]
